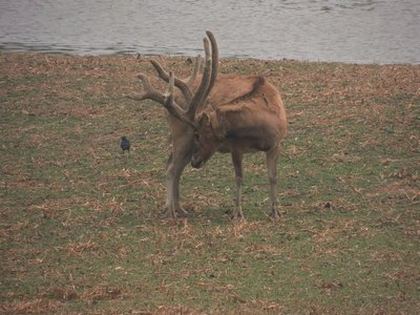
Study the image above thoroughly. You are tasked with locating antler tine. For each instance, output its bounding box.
[186,55,202,86]
[203,31,219,100]
[187,35,212,118]
[163,72,198,130]
[150,60,193,104]
[127,73,166,104]
[137,73,153,94]
[165,71,175,98]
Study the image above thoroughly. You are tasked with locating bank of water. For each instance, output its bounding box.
[0,0,419,64]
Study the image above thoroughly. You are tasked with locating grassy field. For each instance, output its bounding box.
[0,52,419,314]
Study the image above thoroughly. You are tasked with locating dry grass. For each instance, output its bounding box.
[0,52,419,314]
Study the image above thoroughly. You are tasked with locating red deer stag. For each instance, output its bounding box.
[130,31,287,220]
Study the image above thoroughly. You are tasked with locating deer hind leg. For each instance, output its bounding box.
[231,150,245,221]
[165,149,191,218]
[266,146,281,221]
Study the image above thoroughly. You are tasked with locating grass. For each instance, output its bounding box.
[0,52,419,314]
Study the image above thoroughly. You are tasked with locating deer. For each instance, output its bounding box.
[129,31,287,220]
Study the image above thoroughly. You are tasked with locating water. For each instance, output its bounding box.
[0,0,419,64]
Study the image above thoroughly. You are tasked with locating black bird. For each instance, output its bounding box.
[120,136,130,153]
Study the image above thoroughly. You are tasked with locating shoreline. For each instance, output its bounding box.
[2,50,420,67]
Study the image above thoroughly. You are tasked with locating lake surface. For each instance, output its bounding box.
[0,0,419,64]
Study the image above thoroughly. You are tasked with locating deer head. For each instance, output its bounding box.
[190,105,225,168]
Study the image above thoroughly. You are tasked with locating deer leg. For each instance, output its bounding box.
[266,147,281,221]
[165,149,191,218]
[231,150,244,221]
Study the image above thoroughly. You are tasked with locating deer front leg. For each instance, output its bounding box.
[231,150,244,221]
[165,149,191,218]
[266,147,281,221]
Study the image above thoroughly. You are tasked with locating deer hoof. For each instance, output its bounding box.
[175,207,189,218]
[270,210,281,222]
[230,212,245,223]
[160,207,189,219]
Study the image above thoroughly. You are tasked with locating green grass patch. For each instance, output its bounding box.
[1,53,419,314]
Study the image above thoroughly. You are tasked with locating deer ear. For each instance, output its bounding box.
[197,112,211,132]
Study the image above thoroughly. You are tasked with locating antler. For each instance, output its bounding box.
[163,72,197,129]
[132,31,219,128]
[186,55,202,86]
[149,60,193,104]
[186,31,218,117]
[128,73,165,103]
[203,31,219,101]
